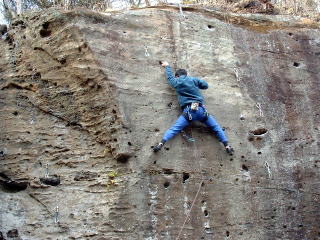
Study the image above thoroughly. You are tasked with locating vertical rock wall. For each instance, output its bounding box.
[0,6,319,240]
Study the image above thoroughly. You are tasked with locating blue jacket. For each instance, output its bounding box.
[165,66,208,107]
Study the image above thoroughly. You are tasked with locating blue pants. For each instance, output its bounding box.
[162,106,228,144]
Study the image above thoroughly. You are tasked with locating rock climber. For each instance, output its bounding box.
[153,61,234,155]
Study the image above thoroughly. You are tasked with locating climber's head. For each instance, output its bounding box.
[175,69,187,78]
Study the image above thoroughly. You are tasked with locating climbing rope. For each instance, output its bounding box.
[176,127,205,240]
[176,179,204,240]
[256,102,264,117]
[178,0,185,18]
[45,163,49,178]
[233,68,241,82]
[54,206,59,224]
[264,161,272,179]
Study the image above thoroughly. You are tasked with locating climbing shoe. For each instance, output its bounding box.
[225,145,234,156]
[153,142,164,152]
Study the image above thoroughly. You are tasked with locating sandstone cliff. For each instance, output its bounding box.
[0,6,319,240]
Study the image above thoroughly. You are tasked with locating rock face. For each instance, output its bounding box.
[0,6,319,240]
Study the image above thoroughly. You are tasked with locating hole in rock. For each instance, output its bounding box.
[127,142,132,146]
[235,178,239,182]
[253,191,257,194]
[13,111,18,116]
[204,210,209,216]
[298,224,303,228]
[40,28,51,38]
[40,176,60,186]
[116,153,131,163]
[183,173,190,183]
[7,229,19,238]
[230,158,233,161]
[153,160,157,164]
[288,33,293,36]
[257,151,262,155]
[250,128,268,136]
[1,178,28,193]
[201,182,205,187]
[163,169,173,175]
[293,62,300,67]
[226,230,230,237]
[283,225,287,228]
[242,164,249,171]
[207,24,214,29]
[59,58,66,65]
[33,72,41,80]
[112,109,116,114]
[165,147,170,151]
[164,181,170,188]
[43,22,49,29]
[241,156,245,159]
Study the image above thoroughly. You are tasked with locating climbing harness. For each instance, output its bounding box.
[182,103,209,122]
[190,102,199,111]
[183,105,193,121]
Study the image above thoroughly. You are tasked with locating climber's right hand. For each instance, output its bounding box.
[160,61,169,67]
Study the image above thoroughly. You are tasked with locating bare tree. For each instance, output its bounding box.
[1,0,17,22]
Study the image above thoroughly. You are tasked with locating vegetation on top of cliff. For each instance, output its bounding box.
[1,0,320,24]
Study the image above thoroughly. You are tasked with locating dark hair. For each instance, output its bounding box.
[175,69,187,77]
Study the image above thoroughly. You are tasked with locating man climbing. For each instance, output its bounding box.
[153,61,234,155]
